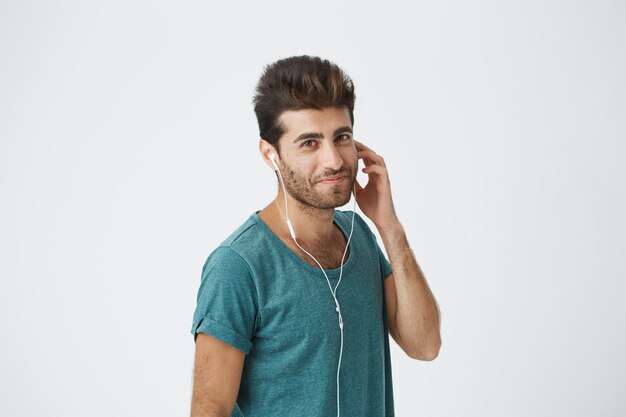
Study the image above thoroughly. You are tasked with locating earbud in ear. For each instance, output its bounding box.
[270,153,280,171]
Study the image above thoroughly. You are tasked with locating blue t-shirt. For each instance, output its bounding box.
[191,209,394,416]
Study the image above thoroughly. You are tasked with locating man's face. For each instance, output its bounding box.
[275,106,358,210]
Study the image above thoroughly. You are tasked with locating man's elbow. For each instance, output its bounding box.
[407,338,441,361]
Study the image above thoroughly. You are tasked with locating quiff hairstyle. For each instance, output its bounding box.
[252,55,356,156]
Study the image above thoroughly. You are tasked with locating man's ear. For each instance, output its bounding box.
[259,138,279,171]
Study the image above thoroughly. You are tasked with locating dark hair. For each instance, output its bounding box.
[252,55,356,155]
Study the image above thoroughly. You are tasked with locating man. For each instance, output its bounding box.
[190,55,441,417]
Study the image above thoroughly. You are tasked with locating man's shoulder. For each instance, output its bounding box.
[214,212,267,254]
[219,213,257,244]
[334,209,375,238]
[200,213,264,274]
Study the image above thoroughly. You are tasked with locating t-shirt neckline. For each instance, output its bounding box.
[251,210,356,278]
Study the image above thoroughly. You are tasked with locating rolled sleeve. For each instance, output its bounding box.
[350,210,393,281]
[191,246,259,354]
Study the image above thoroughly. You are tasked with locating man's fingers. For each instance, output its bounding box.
[357,149,385,167]
[354,139,373,152]
[362,164,387,176]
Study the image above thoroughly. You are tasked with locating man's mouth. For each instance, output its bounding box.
[318,175,347,184]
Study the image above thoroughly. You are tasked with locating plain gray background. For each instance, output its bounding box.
[1,0,625,416]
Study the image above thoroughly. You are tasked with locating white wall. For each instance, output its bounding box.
[1,1,625,416]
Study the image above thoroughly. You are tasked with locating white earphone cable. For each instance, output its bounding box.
[273,157,356,417]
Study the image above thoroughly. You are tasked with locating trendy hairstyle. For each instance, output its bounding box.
[252,55,356,156]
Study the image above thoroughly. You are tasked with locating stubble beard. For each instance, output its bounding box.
[279,161,357,211]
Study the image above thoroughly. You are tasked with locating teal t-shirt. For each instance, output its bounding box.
[191,209,394,416]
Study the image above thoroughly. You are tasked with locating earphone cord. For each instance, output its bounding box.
[275,165,357,417]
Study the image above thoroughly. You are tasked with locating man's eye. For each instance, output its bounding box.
[302,140,315,147]
[336,134,351,141]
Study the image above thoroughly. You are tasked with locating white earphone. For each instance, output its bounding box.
[270,151,356,417]
[270,152,280,171]
[270,153,297,239]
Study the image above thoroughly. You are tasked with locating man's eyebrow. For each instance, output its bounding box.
[292,126,353,143]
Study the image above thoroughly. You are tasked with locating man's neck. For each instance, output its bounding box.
[261,196,337,244]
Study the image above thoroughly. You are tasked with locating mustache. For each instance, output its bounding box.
[315,168,353,183]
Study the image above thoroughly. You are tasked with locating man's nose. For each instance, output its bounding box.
[319,142,344,171]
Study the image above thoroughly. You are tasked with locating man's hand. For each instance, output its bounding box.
[354,139,400,231]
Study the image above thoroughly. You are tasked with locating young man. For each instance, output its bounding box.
[190,55,441,417]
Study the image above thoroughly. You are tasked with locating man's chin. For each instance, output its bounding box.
[297,180,354,209]
[321,192,353,209]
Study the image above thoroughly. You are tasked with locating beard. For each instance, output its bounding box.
[278,160,357,210]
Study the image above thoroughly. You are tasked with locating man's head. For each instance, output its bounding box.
[253,55,356,157]
[253,56,358,210]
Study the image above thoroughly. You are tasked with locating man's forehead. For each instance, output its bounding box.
[278,107,351,134]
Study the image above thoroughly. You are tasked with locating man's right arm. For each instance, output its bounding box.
[190,333,246,417]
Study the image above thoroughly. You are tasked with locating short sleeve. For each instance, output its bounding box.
[348,210,393,281]
[190,246,258,354]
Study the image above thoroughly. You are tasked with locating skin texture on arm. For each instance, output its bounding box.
[190,333,245,417]
[381,230,442,361]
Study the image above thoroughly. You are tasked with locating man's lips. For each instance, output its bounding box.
[318,175,347,183]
